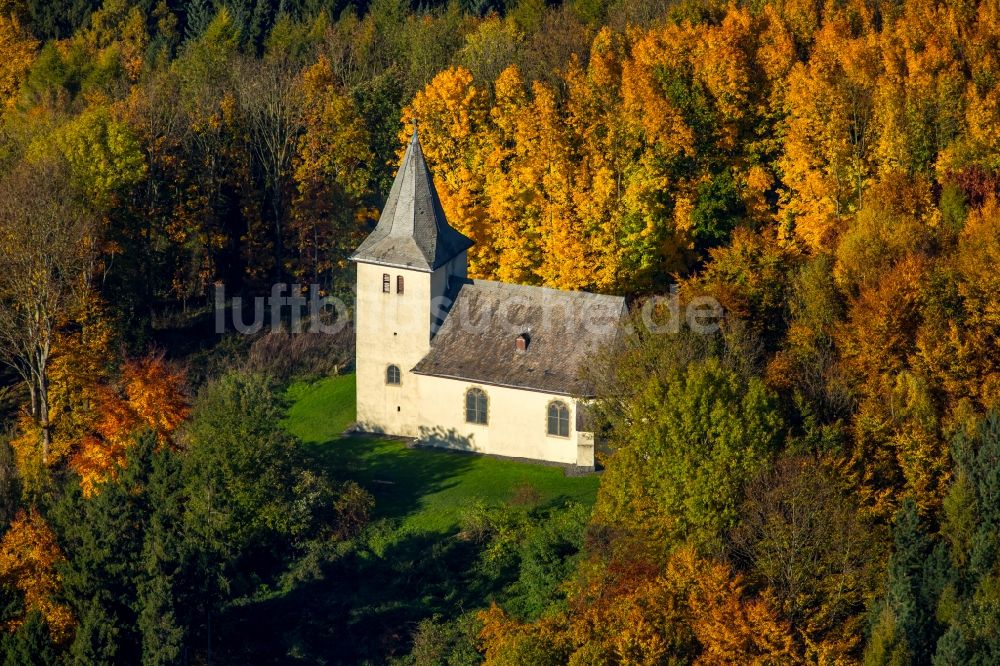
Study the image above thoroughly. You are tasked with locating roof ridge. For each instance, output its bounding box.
[464,278,626,301]
[414,278,628,396]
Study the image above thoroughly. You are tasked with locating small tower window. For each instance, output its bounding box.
[516,333,529,351]
[382,273,390,293]
[547,401,570,437]
[466,388,488,425]
[386,364,401,385]
[397,275,404,294]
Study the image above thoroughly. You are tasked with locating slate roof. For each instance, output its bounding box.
[350,129,473,272]
[412,279,627,396]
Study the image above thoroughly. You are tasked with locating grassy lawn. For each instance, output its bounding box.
[284,373,600,534]
[224,374,601,662]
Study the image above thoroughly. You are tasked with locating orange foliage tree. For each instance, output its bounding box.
[70,354,188,497]
[0,510,74,643]
[479,547,795,664]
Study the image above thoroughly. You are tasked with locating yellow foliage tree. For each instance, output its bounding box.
[0,11,36,107]
[779,19,879,252]
[291,55,372,285]
[403,67,492,275]
[8,299,115,494]
[80,0,149,82]
[0,510,74,643]
[481,65,541,285]
[838,255,932,516]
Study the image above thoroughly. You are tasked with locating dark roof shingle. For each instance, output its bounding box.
[412,279,626,396]
[350,130,473,271]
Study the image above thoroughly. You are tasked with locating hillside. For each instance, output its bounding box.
[0,0,999,663]
[284,374,599,534]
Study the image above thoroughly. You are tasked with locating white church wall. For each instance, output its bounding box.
[355,261,435,437]
[414,374,587,466]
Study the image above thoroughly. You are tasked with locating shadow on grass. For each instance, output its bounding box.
[216,447,594,663]
[218,525,500,664]
[301,433,477,528]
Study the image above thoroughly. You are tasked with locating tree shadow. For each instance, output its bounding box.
[415,425,477,452]
[217,525,506,664]
[300,429,478,526]
[246,426,591,662]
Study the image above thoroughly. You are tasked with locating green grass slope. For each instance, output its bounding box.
[284,374,600,534]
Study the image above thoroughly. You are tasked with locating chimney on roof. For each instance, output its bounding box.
[516,333,529,352]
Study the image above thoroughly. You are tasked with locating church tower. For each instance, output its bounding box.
[350,128,473,436]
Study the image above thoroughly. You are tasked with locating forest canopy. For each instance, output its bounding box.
[0,0,999,663]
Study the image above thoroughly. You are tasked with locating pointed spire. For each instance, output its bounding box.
[350,124,473,272]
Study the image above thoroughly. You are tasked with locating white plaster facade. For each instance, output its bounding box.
[354,256,465,438]
[351,130,610,469]
[354,259,596,468]
[414,375,593,466]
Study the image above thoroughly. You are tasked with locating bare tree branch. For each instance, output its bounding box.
[0,157,96,460]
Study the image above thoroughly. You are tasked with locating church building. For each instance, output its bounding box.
[350,129,626,469]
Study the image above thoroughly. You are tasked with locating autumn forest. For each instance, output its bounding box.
[0,0,999,662]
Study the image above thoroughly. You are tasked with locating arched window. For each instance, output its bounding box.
[386,364,401,385]
[466,388,488,425]
[547,401,570,437]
